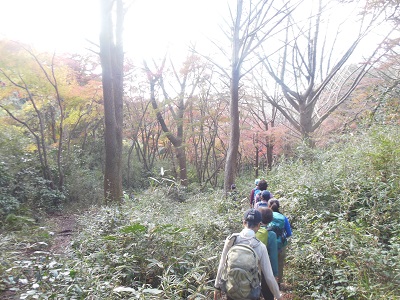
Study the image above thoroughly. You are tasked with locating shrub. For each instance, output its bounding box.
[269,124,400,299]
[0,163,19,219]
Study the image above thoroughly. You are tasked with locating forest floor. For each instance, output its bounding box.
[2,212,295,299]
[0,213,79,300]
[48,213,295,299]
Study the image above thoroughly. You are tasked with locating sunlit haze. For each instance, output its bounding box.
[0,0,394,67]
[0,0,225,61]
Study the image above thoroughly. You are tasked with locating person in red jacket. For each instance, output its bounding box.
[249,179,260,207]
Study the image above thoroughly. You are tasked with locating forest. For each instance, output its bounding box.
[0,0,399,299]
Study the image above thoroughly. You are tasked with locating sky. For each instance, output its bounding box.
[0,0,394,66]
[0,0,226,61]
[0,0,99,52]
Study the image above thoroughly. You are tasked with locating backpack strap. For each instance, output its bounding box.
[227,233,240,248]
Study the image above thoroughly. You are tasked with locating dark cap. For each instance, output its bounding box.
[261,190,271,201]
[243,209,262,224]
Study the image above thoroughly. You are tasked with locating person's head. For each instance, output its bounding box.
[258,207,273,225]
[254,178,260,186]
[258,179,268,191]
[243,209,262,231]
[261,190,271,202]
[268,199,280,212]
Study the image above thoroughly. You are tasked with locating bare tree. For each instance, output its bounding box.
[186,68,229,188]
[125,87,162,186]
[0,72,54,188]
[260,0,397,145]
[99,0,125,203]
[210,0,292,192]
[243,69,281,173]
[143,55,208,186]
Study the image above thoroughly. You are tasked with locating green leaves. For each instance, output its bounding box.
[120,223,147,234]
[18,192,235,299]
[268,124,400,299]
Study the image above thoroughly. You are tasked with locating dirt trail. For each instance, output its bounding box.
[48,214,78,254]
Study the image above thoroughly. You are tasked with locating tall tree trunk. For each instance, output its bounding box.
[175,145,187,186]
[266,135,273,170]
[299,101,315,146]
[224,71,240,192]
[100,0,124,204]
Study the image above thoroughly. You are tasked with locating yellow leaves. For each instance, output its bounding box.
[64,109,81,126]
[24,140,57,153]
[1,40,103,116]
[25,143,38,153]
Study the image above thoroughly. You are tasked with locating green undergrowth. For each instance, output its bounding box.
[1,124,399,299]
[0,190,245,299]
[267,125,400,299]
[66,190,245,299]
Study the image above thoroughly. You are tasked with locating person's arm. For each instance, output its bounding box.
[267,231,279,277]
[284,217,292,238]
[214,235,234,290]
[259,244,281,299]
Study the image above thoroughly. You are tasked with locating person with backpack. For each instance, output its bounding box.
[268,199,292,289]
[256,207,279,300]
[254,190,271,210]
[252,179,269,208]
[214,209,281,300]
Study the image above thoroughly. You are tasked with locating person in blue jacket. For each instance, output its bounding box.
[268,199,292,288]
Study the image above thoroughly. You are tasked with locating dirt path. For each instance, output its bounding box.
[48,214,78,254]
[0,213,79,300]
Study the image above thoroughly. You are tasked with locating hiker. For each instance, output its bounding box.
[214,209,281,300]
[254,190,271,210]
[268,199,292,289]
[256,207,279,300]
[253,179,269,207]
[249,179,260,207]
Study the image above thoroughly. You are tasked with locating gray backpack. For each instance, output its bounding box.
[220,234,261,300]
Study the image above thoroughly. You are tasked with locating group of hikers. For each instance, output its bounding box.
[214,179,293,300]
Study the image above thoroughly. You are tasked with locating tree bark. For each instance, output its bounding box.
[224,71,241,192]
[147,73,188,186]
[99,0,124,203]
